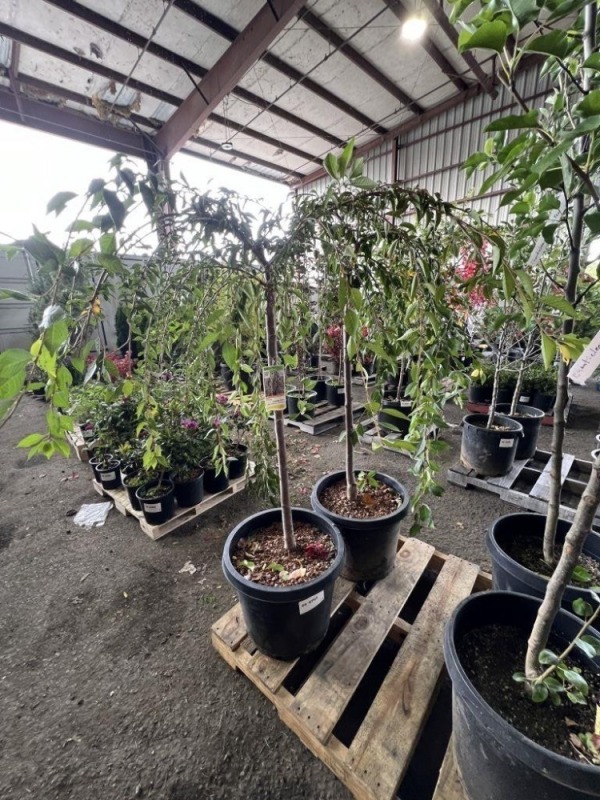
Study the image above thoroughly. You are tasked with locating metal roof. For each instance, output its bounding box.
[0,0,499,185]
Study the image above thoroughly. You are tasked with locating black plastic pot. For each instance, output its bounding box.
[494,404,545,460]
[444,590,600,800]
[122,475,143,511]
[222,507,345,660]
[227,446,248,480]
[460,413,523,477]
[97,458,122,490]
[377,399,413,436]
[531,390,556,412]
[286,390,317,421]
[79,424,96,443]
[173,471,204,508]
[220,362,234,391]
[467,383,493,404]
[136,480,175,525]
[203,466,229,494]
[325,380,345,407]
[311,470,410,582]
[487,512,600,610]
[89,454,104,481]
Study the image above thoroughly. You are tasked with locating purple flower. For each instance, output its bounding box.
[160,369,173,381]
[181,418,199,430]
[216,393,229,406]
[212,417,222,429]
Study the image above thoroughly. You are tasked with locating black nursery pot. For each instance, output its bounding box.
[174,471,204,508]
[311,470,410,582]
[467,383,493,404]
[136,480,175,525]
[222,507,345,660]
[89,454,104,481]
[487,512,600,609]
[531,390,556,413]
[325,380,345,407]
[494,403,545,460]
[97,458,122,490]
[377,398,413,436]
[203,466,229,494]
[220,362,234,391]
[122,476,143,512]
[460,413,523,478]
[444,590,600,800]
[286,390,317,421]
[227,446,248,481]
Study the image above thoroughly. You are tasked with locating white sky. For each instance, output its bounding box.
[0,119,290,244]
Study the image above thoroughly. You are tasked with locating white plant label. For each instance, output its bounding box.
[337,387,344,395]
[400,400,412,408]
[519,395,530,403]
[101,471,116,481]
[299,590,324,615]
[143,502,162,513]
[499,438,514,448]
[568,328,600,385]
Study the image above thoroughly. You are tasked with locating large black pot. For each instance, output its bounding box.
[377,399,413,436]
[174,471,204,508]
[136,480,175,525]
[325,380,345,407]
[531,390,556,413]
[222,507,345,660]
[311,470,410,582]
[203,466,229,494]
[468,384,493,404]
[488,513,600,610]
[444,590,600,800]
[461,413,523,477]
[495,403,545,460]
[227,446,248,480]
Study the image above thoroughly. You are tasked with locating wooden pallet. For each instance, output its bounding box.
[212,537,491,800]
[466,393,572,426]
[66,426,91,462]
[447,448,600,524]
[92,465,254,540]
[358,416,438,455]
[283,401,365,435]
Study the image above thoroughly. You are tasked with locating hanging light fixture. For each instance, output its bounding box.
[401,3,427,41]
[221,141,234,151]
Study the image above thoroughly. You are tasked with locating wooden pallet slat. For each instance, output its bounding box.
[529,452,575,501]
[433,746,464,800]
[282,401,364,435]
[346,556,480,800]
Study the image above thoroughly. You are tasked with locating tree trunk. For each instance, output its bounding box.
[343,325,357,502]
[264,268,295,551]
[526,454,600,679]
[510,330,535,415]
[543,194,584,565]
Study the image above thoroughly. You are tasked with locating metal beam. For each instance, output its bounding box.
[292,83,482,188]
[419,0,497,96]
[299,8,424,115]
[381,0,469,92]
[0,84,152,159]
[42,0,341,148]
[155,0,309,158]
[7,41,25,123]
[173,0,387,135]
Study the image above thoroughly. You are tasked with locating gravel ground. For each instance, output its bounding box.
[0,386,598,800]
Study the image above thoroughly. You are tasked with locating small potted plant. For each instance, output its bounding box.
[163,416,208,508]
[135,473,175,525]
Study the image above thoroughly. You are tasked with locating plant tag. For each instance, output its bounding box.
[519,395,530,403]
[499,438,514,448]
[143,502,162,513]
[400,400,412,408]
[299,590,324,615]
[337,387,344,395]
[101,471,116,481]
[262,364,286,411]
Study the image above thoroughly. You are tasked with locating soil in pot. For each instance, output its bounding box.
[460,413,523,477]
[494,403,545,460]
[325,380,345,407]
[173,469,204,508]
[136,480,175,525]
[311,471,410,582]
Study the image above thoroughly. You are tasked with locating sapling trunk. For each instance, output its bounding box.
[525,453,600,679]
[509,331,535,415]
[264,269,295,551]
[486,331,506,430]
[543,194,585,566]
[343,324,357,502]
[395,356,406,402]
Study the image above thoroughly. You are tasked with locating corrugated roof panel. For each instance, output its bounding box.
[0,34,11,68]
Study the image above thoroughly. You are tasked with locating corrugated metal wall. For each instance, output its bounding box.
[0,250,35,351]
[298,65,551,224]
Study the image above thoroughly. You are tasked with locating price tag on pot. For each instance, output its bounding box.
[299,590,324,615]
[400,400,412,408]
[519,395,530,403]
[499,438,514,448]
[101,471,116,481]
[143,502,162,513]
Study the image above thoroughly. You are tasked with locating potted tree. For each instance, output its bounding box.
[443,0,600,795]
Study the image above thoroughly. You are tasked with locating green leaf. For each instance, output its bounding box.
[524,30,570,59]
[337,139,355,177]
[584,210,600,234]
[0,288,32,301]
[571,565,592,584]
[540,295,577,317]
[449,0,476,23]
[351,175,377,189]
[68,238,94,259]
[459,20,509,54]
[538,649,558,665]
[97,253,123,274]
[17,433,45,448]
[575,637,599,658]
[583,53,600,71]
[44,319,69,355]
[102,189,126,230]
[324,152,340,180]
[572,598,593,617]
[344,308,359,336]
[507,0,540,26]
[541,331,556,369]
[576,89,600,118]
[221,341,238,372]
[485,111,539,132]
[531,682,549,702]
[47,191,77,216]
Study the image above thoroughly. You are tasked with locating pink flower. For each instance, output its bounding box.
[216,393,229,406]
[181,418,199,430]
[212,417,222,429]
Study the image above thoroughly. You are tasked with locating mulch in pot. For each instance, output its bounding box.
[502,532,600,587]
[232,521,335,587]
[319,477,403,519]
[458,624,600,762]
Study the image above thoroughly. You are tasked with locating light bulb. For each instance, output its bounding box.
[221,141,234,151]
[401,15,427,41]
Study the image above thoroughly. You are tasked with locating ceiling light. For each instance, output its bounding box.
[401,15,427,41]
[221,141,234,151]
